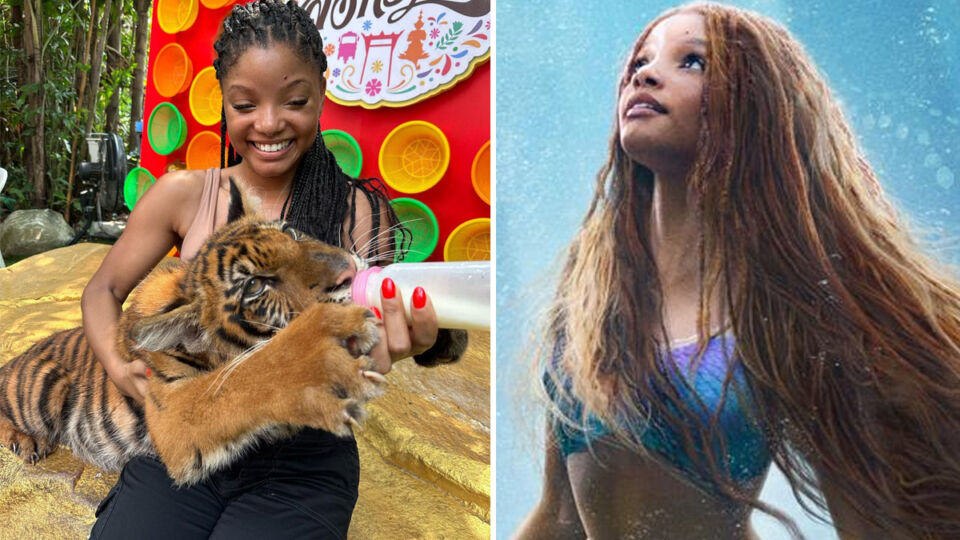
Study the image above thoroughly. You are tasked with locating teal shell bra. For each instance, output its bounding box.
[544,333,771,490]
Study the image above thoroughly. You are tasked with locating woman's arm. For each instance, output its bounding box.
[81,169,203,402]
[514,426,586,540]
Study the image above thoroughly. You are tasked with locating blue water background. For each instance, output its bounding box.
[496,1,960,538]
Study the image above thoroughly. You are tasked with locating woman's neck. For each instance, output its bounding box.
[649,167,729,340]
[226,162,295,219]
[231,161,295,196]
[650,169,698,289]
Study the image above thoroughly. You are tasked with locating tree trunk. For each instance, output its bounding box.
[127,0,151,153]
[23,0,47,207]
[104,2,122,134]
[83,0,112,138]
[12,3,25,100]
[3,4,24,171]
[70,0,89,110]
[75,0,98,113]
[67,0,113,221]
[65,0,99,221]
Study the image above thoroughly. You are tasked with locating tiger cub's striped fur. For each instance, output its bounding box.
[0,215,383,485]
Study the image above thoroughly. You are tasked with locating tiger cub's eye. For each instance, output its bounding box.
[243,277,267,298]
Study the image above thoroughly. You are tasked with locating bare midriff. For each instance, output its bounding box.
[566,441,764,540]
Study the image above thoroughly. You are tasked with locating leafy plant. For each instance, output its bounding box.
[0,0,146,222]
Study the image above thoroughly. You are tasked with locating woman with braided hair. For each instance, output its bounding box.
[82,1,440,537]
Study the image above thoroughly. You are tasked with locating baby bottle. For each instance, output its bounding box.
[351,261,490,330]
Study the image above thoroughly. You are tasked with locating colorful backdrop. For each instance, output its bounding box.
[139,0,491,262]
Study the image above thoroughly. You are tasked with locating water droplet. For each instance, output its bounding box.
[925,153,941,168]
[877,115,892,128]
[917,129,931,145]
[896,124,909,139]
[936,166,955,189]
[818,279,829,287]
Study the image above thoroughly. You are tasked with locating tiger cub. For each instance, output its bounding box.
[0,215,385,485]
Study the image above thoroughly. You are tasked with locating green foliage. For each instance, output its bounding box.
[0,0,146,222]
[0,2,26,216]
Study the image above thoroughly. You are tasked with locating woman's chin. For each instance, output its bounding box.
[242,155,299,181]
[621,141,696,176]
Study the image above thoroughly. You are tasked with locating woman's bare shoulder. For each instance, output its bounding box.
[153,168,208,198]
[137,168,210,233]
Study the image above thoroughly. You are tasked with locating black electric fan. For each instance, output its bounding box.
[76,132,126,221]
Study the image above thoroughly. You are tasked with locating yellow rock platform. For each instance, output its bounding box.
[0,244,490,539]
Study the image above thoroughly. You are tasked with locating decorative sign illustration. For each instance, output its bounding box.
[298,0,491,108]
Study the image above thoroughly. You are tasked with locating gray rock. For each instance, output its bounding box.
[86,220,126,239]
[0,209,75,258]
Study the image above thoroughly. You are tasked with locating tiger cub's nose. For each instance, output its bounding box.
[335,259,357,288]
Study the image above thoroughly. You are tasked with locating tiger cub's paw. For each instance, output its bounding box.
[341,310,379,359]
[349,312,387,403]
[303,380,381,438]
[308,313,384,436]
[278,305,385,435]
[0,421,52,465]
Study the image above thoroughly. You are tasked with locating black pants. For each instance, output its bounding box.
[89,429,359,540]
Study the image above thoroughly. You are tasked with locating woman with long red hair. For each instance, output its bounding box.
[517,3,960,539]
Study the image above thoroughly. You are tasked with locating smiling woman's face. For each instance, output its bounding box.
[618,12,707,173]
[221,43,325,182]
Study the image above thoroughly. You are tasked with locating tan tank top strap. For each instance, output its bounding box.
[180,168,221,261]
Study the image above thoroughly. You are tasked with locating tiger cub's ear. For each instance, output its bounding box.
[227,176,246,223]
[226,176,265,223]
[130,302,205,354]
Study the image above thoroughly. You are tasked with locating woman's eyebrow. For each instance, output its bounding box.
[636,37,707,57]
[225,79,310,93]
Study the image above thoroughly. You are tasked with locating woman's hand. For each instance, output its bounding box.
[104,356,150,403]
[368,278,439,374]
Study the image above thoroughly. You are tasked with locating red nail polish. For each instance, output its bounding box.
[381,278,396,299]
[372,307,382,320]
[146,368,151,376]
[412,287,426,310]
